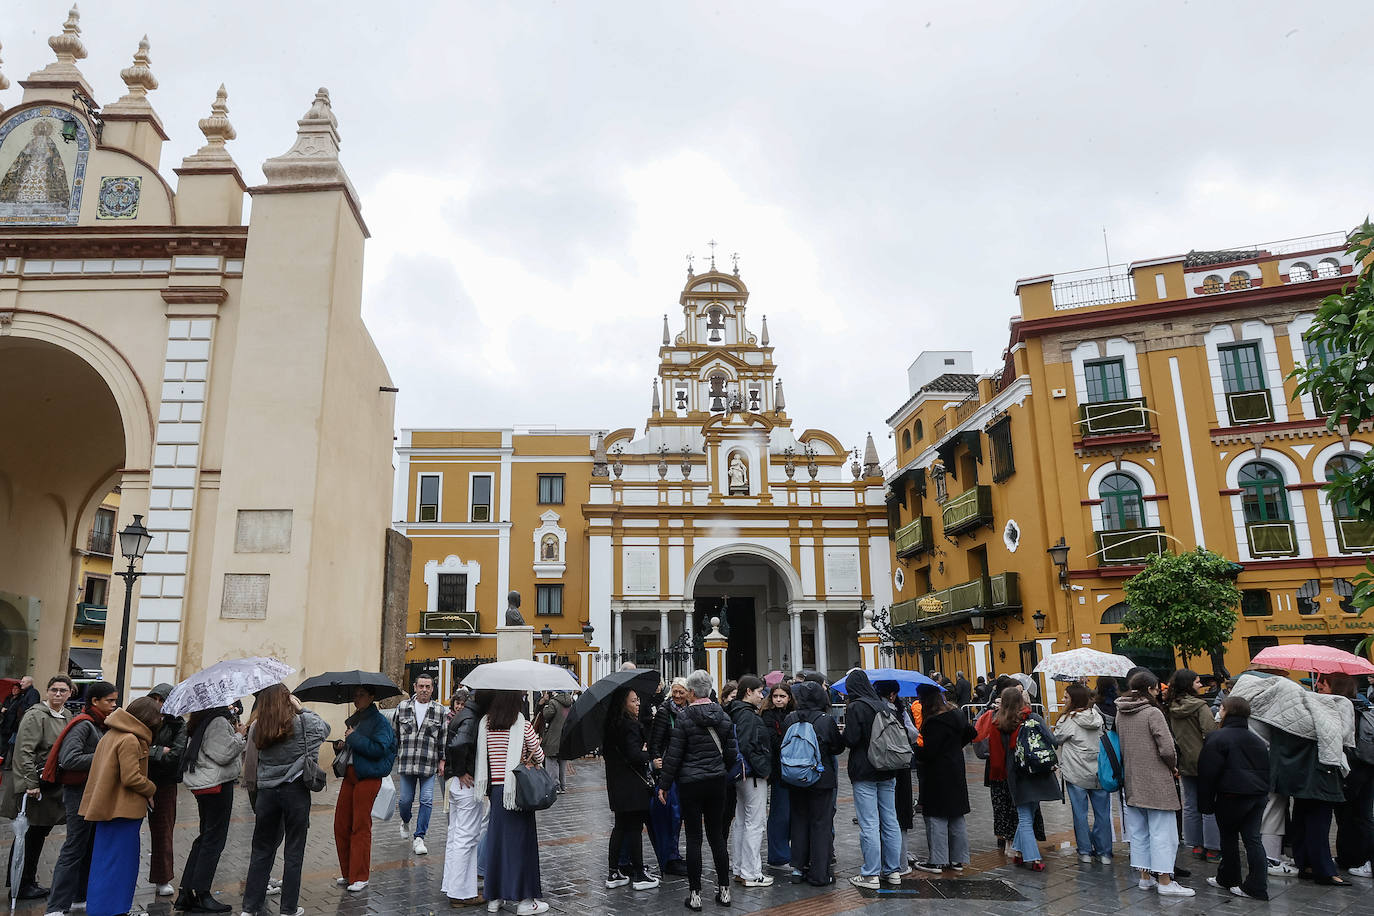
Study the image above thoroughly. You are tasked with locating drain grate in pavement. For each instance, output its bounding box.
[856,878,1028,900]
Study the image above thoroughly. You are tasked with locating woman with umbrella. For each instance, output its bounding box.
[0,674,73,900]
[475,690,549,915]
[333,685,397,893]
[240,685,330,916]
[603,686,660,893]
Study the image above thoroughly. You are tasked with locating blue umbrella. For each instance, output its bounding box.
[830,667,944,698]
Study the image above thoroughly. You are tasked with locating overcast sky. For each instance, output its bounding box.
[7,2,1371,462]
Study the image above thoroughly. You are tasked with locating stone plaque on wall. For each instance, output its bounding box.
[823,548,861,594]
[624,547,659,593]
[220,573,269,619]
[235,510,293,553]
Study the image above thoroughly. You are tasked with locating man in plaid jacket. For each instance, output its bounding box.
[394,673,447,855]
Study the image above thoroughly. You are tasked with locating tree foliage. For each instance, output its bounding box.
[1290,219,1374,615]
[1122,548,1241,666]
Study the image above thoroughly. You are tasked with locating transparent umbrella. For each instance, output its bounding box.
[9,794,28,914]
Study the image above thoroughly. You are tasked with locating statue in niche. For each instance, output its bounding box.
[728,453,749,495]
[0,120,70,205]
[504,590,525,626]
[541,533,559,562]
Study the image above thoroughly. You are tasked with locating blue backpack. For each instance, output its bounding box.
[1097,729,1123,792]
[780,720,825,787]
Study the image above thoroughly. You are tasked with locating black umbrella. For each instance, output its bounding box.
[557,668,662,760]
[293,670,402,705]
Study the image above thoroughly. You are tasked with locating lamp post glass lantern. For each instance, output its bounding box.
[1032,609,1047,634]
[114,514,153,695]
[581,622,595,645]
[1047,537,1070,586]
[540,624,553,647]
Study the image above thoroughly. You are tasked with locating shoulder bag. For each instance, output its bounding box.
[297,719,327,792]
[512,746,559,811]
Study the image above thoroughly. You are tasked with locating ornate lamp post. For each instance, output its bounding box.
[114,515,153,695]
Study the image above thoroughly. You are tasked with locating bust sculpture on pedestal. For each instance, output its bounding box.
[504,590,525,626]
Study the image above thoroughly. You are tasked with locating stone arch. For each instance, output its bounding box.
[683,542,802,603]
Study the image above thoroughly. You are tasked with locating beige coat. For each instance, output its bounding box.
[1115,695,1180,811]
[79,708,156,822]
[0,701,71,826]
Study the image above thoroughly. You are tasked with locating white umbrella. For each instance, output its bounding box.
[461,659,582,692]
[162,656,295,716]
[1009,672,1039,698]
[1034,647,1136,681]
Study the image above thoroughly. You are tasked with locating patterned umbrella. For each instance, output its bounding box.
[1251,643,1374,676]
[161,656,295,716]
[1033,648,1136,681]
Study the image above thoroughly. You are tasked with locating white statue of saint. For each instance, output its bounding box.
[728,454,748,493]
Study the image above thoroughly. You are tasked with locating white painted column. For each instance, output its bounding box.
[788,606,803,674]
[659,608,671,652]
[613,607,625,655]
[765,618,776,671]
[969,640,990,682]
[1169,356,1207,549]
[814,607,829,679]
[132,317,216,694]
[1035,637,1059,713]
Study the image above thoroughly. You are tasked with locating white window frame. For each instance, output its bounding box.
[416,473,442,523]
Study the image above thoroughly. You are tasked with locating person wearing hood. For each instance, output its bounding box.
[175,705,247,913]
[648,677,690,877]
[1166,669,1220,862]
[913,682,976,872]
[78,697,162,916]
[44,680,118,916]
[782,679,843,888]
[1196,695,1271,900]
[539,691,574,793]
[145,683,187,898]
[333,685,397,893]
[843,669,905,889]
[1116,671,1193,898]
[657,669,737,911]
[1052,684,1112,864]
[726,675,773,888]
[1094,677,1119,730]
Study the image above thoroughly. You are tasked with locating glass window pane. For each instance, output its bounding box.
[419,475,439,505]
[472,475,491,506]
[437,574,466,613]
[1220,343,1264,393]
[1084,358,1126,403]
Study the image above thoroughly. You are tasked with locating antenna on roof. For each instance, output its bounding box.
[1102,226,1112,269]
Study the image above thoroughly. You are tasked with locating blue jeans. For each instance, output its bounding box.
[853,778,902,876]
[1066,782,1112,857]
[1013,802,1042,863]
[397,772,437,838]
[766,780,791,865]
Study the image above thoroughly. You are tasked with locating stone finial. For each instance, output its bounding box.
[651,380,661,414]
[262,87,359,204]
[591,431,609,478]
[25,5,93,93]
[120,35,157,97]
[774,378,786,412]
[863,432,881,478]
[760,315,769,347]
[662,314,670,346]
[179,84,237,167]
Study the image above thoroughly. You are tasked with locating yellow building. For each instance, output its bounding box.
[68,489,119,677]
[886,231,1372,710]
[398,267,891,691]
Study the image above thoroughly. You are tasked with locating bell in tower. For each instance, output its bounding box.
[707,307,725,343]
[708,372,727,413]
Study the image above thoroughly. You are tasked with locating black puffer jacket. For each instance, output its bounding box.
[604,713,653,812]
[760,705,788,782]
[1196,716,1271,814]
[444,704,479,780]
[843,670,902,783]
[781,682,843,791]
[726,699,772,782]
[650,700,685,759]
[148,715,187,786]
[657,701,736,789]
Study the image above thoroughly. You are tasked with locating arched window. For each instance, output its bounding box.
[1289,262,1312,282]
[1239,461,1289,522]
[914,420,924,442]
[1202,275,1223,294]
[1228,271,1251,290]
[1100,473,1144,530]
[901,429,912,451]
[1317,258,1341,279]
[1325,453,1361,517]
[1101,602,1129,625]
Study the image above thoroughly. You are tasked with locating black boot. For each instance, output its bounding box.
[173,888,196,910]
[193,891,233,914]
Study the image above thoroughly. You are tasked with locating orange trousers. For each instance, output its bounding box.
[334,766,381,883]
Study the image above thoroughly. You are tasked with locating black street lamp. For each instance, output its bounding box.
[581,621,595,646]
[540,623,554,647]
[114,515,153,695]
[1047,537,1071,587]
[1032,609,1048,634]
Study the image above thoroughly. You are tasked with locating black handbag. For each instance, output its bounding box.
[298,722,327,792]
[512,751,559,812]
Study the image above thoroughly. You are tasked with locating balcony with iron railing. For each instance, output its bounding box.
[1094,527,1169,565]
[1225,389,1274,425]
[74,603,107,628]
[1245,520,1299,558]
[1077,397,1151,438]
[891,572,1021,627]
[421,610,480,635]
[87,531,113,556]
[954,394,979,423]
[894,516,932,558]
[933,416,948,439]
[941,485,992,536]
[1335,518,1374,554]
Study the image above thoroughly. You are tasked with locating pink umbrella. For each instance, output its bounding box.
[1250,643,1374,676]
[764,670,785,688]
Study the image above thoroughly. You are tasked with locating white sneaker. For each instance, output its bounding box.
[1231,886,1260,899]
[1268,860,1298,876]
[1206,877,1234,891]
[1156,881,1195,897]
[1078,854,1091,864]
[346,881,368,892]
[44,911,64,916]
[515,902,548,916]
[413,836,428,856]
[155,884,175,896]
[335,877,347,887]
[849,875,880,889]
[282,909,304,916]
[1351,862,1374,878]
[1138,876,1157,889]
[1098,856,1112,865]
[487,902,501,914]
[399,820,410,839]
[741,874,772,887]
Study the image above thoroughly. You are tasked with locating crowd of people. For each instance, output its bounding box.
[2,657,1373,914]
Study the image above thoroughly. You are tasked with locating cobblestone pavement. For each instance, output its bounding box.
[10,750,1374,915]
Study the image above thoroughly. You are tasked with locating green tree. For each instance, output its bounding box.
[1290,219,1374,615]
[1122,548,1241,672]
